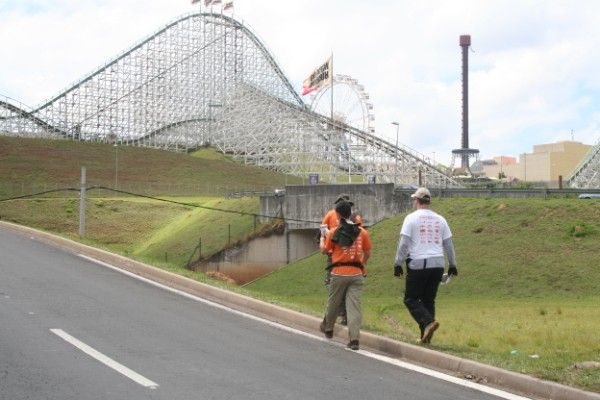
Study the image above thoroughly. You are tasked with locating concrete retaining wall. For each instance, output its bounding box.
[260,185,598,232]
[241,185,595,276]
[196,230,318,278]
[261,183,408,230]
[407,187,600,199]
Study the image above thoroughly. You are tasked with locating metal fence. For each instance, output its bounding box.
[395,187,600,199]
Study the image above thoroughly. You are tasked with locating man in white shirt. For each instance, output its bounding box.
[394,187,458,344]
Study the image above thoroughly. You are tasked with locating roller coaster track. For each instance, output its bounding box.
[0,97,66,136]
[567,139,600,188]
[0,12,459,187]
[30,13,302,115]
[245,84,447,177]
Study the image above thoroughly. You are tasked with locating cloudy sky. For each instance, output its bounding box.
[1,0,600,165]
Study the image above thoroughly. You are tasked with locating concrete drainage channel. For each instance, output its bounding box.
[190,230,317,285]
[2,221,598,400]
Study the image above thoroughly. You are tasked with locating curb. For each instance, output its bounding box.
[2,221,599,400]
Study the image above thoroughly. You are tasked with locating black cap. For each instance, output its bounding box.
[335,193,354,206]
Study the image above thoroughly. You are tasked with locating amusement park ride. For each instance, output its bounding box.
[1,11,598,188]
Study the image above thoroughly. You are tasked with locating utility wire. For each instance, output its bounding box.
[0,185,323,225]
[0,188,80,202]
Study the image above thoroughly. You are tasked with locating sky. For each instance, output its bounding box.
[1,0,600,166]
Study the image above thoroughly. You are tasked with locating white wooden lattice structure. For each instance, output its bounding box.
[568,139,600,188]
[0,12,460,188]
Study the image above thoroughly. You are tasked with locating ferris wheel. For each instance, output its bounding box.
[310,74,375,134]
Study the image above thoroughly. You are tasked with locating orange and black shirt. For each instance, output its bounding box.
[323,226,371,276]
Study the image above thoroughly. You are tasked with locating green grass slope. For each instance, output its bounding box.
[245,198,600,391]
[131,196,265,266]
[0,136,290,282]
[0,136,301,196]
[0,196,270,285]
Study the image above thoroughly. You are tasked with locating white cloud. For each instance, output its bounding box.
[1,0,600,165]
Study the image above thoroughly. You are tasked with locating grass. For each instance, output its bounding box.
[0,135,293,280]
[0,136,302,197]
[244,198,600,392]
[189,147,235,162]
[0,136,295,270]
[131,196,267,267]
[0,195,271,272]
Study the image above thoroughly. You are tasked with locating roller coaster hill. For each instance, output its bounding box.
[11,12,596,189]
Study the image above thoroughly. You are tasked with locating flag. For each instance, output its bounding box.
[223,0,233,10]
[301,57,332,96]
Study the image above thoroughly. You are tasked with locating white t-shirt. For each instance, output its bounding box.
[400,209,452,259]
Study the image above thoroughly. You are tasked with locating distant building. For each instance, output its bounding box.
[474,155,521,181]
[493,156,516,165]
[479,141,592,187]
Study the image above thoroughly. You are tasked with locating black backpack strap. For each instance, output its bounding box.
[330,261,364,270]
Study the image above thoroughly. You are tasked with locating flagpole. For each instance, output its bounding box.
[191,0,203,10]
[330,53,334,124]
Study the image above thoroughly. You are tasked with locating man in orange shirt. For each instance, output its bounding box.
[319,200,371,350]
[320,194,362,325]
[321,194,362,282]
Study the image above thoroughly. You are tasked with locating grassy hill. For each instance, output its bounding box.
[0,136,302,197]
[0,136,294,281]
[244,198,600,391]
[0,196,266,276]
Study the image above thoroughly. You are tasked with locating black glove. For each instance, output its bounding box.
[394,264,403,277]
[448,265,458,276]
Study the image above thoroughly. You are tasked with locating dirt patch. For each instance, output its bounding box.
[204,264,274,285]
[571,361,600,370]
[382,315,416,339]
[205,271,237,285]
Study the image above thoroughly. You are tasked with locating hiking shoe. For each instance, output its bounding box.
[347,340,359,351]
[421,321,439,344]
[320,318,333,339]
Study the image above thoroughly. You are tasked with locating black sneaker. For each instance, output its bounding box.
[320,318,333,339]
[347,340,359,351]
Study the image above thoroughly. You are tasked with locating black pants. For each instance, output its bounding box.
[404,267,444,335]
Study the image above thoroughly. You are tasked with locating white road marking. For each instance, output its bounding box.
[359,351,532,400]
[78,254,531,400]
[50,328,158,389]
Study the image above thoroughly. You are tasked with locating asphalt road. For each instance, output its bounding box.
[0,227,514,400]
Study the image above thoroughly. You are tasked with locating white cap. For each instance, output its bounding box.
[410,187,431,200]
